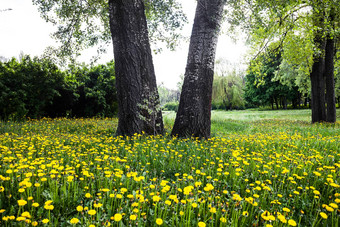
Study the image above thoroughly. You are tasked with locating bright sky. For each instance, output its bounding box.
[0,0,248,89]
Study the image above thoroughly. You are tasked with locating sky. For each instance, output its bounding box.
[0,0,248,89]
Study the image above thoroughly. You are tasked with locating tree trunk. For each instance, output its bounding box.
[324,7,336,123]
[108,0,164,136]
[310,4,326,123]
[171,0,225,138]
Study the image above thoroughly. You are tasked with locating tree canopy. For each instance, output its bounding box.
[32,0,187,63]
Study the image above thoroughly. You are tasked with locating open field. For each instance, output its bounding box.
[0,109,340,226]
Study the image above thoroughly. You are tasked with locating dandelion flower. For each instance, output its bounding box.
[288,219,297,226]
[156,218,163,225]
[113,213,122,222]
[42,219,49,224]
[70,218,80,224]
[198,222,206,227]
[320,212,328,219]
[88,210,96,216]
[18,199,27,206]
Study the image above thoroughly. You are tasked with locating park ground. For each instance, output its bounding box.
[0,109,339,226]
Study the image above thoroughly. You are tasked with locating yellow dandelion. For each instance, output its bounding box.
[156,218,163,225]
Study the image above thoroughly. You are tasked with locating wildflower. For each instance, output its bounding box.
[42,219,49,224]
[17,216,26,221]
[85,193,91,198]
[94,203,103,208]
[113,213,122,222]
[44,204,54,210]
[220,217,227,223]
[76,206,83,212]
[329,203,338,209]
[283,207,290,212]
[210,207,217,213]
[278,214,287,223]
[0,209,5,213]
[21,212,31,218]
[288,219,297,226]
[152,195,161,202]
[198,222,206,227]
[130,215,137,221]
[88,210,96,215]
[156,218,163,225]
[32,221,38,226]
[320,212,328,219]
[0,186,4,192]
[192,202,198,208]
[325,206,334,212]
[243,211,249,216]
[18,199,27,206]
[70,218,80,224]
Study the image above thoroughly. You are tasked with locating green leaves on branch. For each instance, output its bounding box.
[32,0,187,63]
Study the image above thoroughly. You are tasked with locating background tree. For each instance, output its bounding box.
[244,49,301,109]
[212,72,245,111]
[226,0,339,122]
[172,0,226,138]
[0,55,118,120]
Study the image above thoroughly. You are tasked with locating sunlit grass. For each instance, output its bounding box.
[0,111,339,226]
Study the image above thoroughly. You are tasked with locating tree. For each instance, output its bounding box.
[245,49,301,109]
[227,0,339,123]
[171,0,226,138]
[32,0,187,135]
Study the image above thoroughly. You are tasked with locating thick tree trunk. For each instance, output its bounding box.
[171,0,225,138]
[108,0,164,136]
[324,7,336,123]
[310,5,326,123]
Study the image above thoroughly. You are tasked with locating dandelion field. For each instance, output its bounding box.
[0,111,340,226]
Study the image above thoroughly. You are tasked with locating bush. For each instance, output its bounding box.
[163,101,179,112]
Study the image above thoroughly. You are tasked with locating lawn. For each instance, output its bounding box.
[0,110,339,226]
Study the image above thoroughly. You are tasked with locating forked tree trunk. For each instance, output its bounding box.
[324,7,336,123]
[108,0,164,136]
[310,4,326,123]
[171,0,226,138]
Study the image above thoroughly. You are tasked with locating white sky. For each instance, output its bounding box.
[0,0,248,89]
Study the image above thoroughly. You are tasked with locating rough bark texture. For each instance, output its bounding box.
[171,0,225,138]
[324,8,336,123]
[310,5,326,123]
[108,0,164,136]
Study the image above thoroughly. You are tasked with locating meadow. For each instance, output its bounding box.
[0,109,339,226]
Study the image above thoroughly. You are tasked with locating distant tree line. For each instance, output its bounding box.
[0,55,117,120]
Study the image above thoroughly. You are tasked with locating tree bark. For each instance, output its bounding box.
[108,0,164,136]
[310,4,326,123]
[324,7,336,123]
[171,0,226,138]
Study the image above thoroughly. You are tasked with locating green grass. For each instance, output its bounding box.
[0,110,339,226]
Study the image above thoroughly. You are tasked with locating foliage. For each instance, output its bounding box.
[0,55,117,120]
[244,49,302,109]
[212,72,245,110]
[32,0,187,63]
[65,61,117,118]
[0,115,339,226]
[157,83,180,106]
[163,101,179,112]
[226,0,340,106]
[0,56,65,119]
